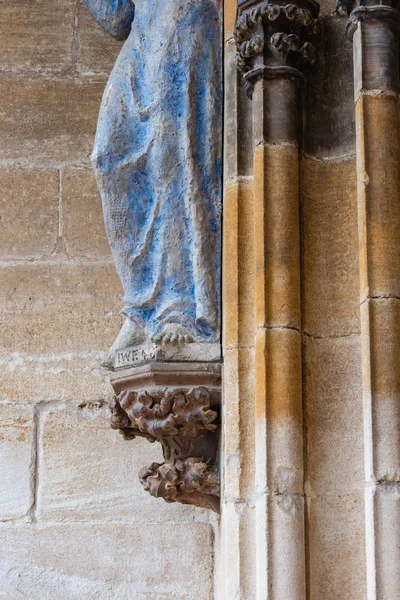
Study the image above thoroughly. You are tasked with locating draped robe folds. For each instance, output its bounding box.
[85,0,222,342]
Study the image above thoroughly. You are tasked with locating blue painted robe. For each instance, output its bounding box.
[85,0,222,341]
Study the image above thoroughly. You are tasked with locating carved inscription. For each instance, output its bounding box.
[114,343,221,369]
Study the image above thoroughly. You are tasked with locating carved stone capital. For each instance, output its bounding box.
[235,0,320,95]
[346,2,400,40]
[109,362,221,512]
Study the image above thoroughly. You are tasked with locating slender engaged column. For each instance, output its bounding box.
[253,77,303,600]
[221,3,256,596]
[347,4,400,598]
[234,2,320,598]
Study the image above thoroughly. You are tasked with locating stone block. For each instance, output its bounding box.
[223,179,254,349]
[0,405,33,520]
[37,403,203,522]
[224,0,237,37]
[253,144,301,330]
[304,17,355,157]
[374,488,400,600]
[77,3,123,75]
[356,94,400,300]
[0,263,123,354]
[0,169,58,259]
[301,155,360,337]
[223,346,255,500]
[258,328,303,492]
[0,352,111,405]
[223,40,253,180]
[220,500,257,599]
[268,494,306,599]
[61,168,111,258]
[305,335,364,495]
[308,492,366,600]
[362,299,400,480]
[0,0,74,71]
[319,0,338,15]
[0,522,213,599]
[0,76,105,166]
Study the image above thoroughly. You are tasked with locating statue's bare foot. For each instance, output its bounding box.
[101,317,145,370]
[153,323,194,345]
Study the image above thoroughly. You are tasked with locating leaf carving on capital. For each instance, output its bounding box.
[234,1,320,93]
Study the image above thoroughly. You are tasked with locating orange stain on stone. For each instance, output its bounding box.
[224,0,237,37]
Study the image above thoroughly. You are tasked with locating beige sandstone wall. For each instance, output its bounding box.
[0,2,215,598]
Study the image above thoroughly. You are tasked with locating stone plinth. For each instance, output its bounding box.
[109,359,221,512]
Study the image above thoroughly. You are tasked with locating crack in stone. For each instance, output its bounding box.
[361,295,400,306]
[303,330,359,340]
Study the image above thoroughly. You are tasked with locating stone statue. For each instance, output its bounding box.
[85,0,222,368]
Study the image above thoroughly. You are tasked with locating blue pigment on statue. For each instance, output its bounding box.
[85,0,222,343]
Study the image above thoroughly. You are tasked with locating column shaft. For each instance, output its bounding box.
[220,25,257,598]
[351,12,400,599]
[253,77,304,600]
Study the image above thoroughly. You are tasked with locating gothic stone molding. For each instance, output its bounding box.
[109,362,221,512]
[235,0,320,95]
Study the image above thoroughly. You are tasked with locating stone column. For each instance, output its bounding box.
[220,1,319,598]
[221,1,256,596]
[347,3,400,598]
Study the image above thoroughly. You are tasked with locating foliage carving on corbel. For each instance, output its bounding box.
[110,386,220,511]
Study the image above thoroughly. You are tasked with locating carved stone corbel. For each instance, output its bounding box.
[109,361,221,512]
[235,0,320,96]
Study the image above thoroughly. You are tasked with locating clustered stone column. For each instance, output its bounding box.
[346,1,400,597]
[221,1,319,598]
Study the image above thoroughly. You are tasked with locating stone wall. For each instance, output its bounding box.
[0,2,215,598]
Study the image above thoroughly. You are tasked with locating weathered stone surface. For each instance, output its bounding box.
[77,3,123,75]
[110,361,221,394]
[0,405,33,520]
[308,493,367,600]
[319,0,337,15]
[267,494,306,600]
[253,144,301,330]
[0,169,58,259]
[220,500,257,599]
[0,263,123,354]
[223,39,253,180]
[0,76,105,166]
[0,352,110,405]
[374,489,400,600]
[61,168,111,258]
[304,17,355,157]
[362,298,400,481]
[223,179,254,349]
[305,335,363,495]
[114,342,221,369]
[356,94,400,301]
[0,522,213,599]
[0,0,74,71]
[301,155,360,337]
[224,0,237,37]
[223,346,255,500]
[37,403,204,521]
